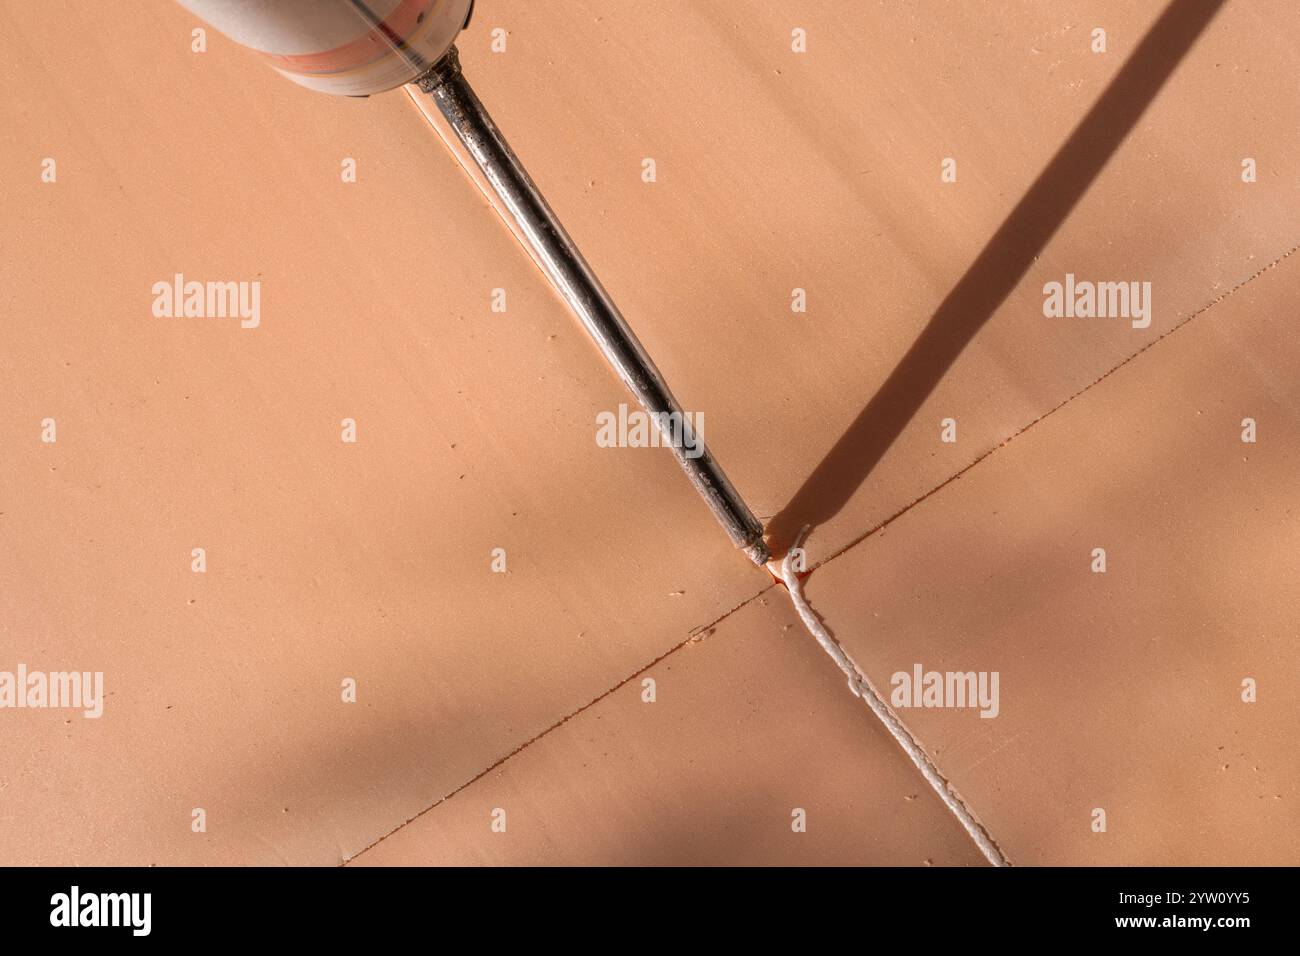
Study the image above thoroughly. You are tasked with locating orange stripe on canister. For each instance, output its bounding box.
[258,0,433,76]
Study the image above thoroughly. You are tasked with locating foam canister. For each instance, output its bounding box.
[176,0,472,95]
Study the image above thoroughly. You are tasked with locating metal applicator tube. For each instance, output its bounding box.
[415,48,769,566]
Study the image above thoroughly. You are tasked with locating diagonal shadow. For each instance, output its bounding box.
[766,0,1226,553]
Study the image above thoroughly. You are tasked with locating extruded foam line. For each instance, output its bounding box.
[778,528,1010,867]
